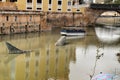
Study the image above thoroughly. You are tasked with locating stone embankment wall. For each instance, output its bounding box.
[0,10,51,35]
[0,11,90,35]
[0,2,51,34]
[46,12,89,28]
[0,2,90,35]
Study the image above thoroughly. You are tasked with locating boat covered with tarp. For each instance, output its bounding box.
[60,27,85,36]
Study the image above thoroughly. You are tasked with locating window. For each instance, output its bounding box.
[27,7,32,9]
[77,9,80,11]
[49,0,52,4]
[27,0,32,3]
[49,8,51,10]
[79,0,83,4]
[68,1,71,6]
[37,8,42,10]
[10,0,17,2]
[37,0,42,3]
[67,9,71,11]
[72,0,76,5]
[58,0,62,5]
[58,9,61,11]
[6,16,9,21]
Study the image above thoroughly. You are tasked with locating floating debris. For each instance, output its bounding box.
[6,42,30,54]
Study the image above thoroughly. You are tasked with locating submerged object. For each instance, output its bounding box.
[55,36,66,46]
[6,42,30,54]
[66,35,85,39]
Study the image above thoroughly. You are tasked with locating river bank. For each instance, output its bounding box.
[0,10,119,35]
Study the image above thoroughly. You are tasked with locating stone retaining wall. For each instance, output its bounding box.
[46,12,88,27]
[0,10,51,35]
[0,10,89,35]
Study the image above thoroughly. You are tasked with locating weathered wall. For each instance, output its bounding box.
[0,10,50,35]
[0,9,93,35]
[46,12,88,27]
[0,11,91,35]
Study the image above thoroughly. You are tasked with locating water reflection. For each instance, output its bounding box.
[0,27,120,80]
[0,47,75,80]
[25,53,31,80]
[95,25,120,44]
[89,45,104,80]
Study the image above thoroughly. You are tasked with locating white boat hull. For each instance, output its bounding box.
[60,32,85,36]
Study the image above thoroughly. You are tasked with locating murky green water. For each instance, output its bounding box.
[0,26,120,80]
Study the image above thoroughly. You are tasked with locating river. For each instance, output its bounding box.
[0,25,120,80]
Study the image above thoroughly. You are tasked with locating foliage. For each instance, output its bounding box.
[104,0,120,4]
[104,0,112,3]
[114,0,120,4]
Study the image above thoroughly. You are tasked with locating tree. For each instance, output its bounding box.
[104,0,113,4]
[114,0,120,4]
[104,0,120,4]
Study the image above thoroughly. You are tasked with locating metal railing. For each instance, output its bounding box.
[90,4,120,10]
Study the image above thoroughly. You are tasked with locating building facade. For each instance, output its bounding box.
[0,0,85,12]
[0,0,87,35]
